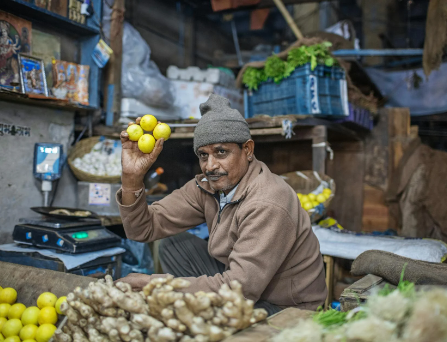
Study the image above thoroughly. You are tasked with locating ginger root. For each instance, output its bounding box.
[56,275,267,342]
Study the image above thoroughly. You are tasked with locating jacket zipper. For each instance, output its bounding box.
[196,181,242,224]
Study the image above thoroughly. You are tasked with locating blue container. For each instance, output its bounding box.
[244,64,349,118]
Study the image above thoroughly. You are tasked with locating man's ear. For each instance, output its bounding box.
[243,140,255,160]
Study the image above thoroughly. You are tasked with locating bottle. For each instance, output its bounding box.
[145,167,164,190]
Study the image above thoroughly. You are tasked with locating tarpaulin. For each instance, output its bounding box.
[366,63,447,116]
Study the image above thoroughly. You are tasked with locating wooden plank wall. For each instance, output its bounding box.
[125,0,235,73]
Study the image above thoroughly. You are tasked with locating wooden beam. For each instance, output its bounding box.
[271,0,303,39]
[105,0,125,126]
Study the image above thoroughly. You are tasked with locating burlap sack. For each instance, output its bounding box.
[351,250,447,286]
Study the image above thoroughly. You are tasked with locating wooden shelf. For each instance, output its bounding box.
[87,117,363,143]
[0,90,98,112]
[1,0,100,36]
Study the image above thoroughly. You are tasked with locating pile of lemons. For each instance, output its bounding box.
[127,115,172,154]
[0,286,66,342]
[297,188,332,211]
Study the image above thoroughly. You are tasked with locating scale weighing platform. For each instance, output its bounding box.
[13,216,121,254]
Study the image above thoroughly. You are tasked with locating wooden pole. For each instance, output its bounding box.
[105,0,125,126]
[271,0,303,40]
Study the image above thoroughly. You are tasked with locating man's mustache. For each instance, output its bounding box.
[206,172,228,177]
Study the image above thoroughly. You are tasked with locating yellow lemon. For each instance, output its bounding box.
[4,337,20,342]
[21,307,40,326]
[312,200,319,208]
[126,124,144,142]
[23,340,37,342]
[297,193,303,201]
[0,304,11,318]
[316,194,327,204]
[0,289,17,305]
[36,293,57,309]
[8,303,26,320]
[0,332,3,341]
[0,287,2,291]
[55,297,66,316]
[138,134,156,154]
[323,188,332,197]
[140,115,158,132]
[38,307,57,325]
[153,123,171,141]
[0,318,7,332]
[2,319,22,337]
[20,325,38,341]
[308,193,316,201]
[301,195,310,203]
[35,324,57,342]
[303,202,313,211]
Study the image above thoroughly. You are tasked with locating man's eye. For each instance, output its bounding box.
[218,150,226,155]
[200,153,208,159]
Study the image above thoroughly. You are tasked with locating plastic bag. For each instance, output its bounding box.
[120,239,154,276]
[102,3,174,108]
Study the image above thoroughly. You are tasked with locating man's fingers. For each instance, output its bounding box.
[127,121,135,127]
[152,138,164,158]
[120,131,130,144]
[136,117,142,125]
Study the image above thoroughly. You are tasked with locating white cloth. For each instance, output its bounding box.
[313,226,447,263]
[0,243,125,270]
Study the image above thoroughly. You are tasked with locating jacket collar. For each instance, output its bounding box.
[195,156,263,202]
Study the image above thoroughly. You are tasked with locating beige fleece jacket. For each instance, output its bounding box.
[117,158,327,310]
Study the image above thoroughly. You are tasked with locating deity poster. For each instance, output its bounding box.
[0,11,32,92]
[18,54,48,96]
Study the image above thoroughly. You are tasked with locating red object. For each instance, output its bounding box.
[250,8,270,30]
[155,167,164,176]
[211,0,260,12]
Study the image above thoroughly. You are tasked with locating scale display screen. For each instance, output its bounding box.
[33,143,63,181]
[67,229,115,243]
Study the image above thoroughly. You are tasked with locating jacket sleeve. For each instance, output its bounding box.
[116,179,206,242]
[176,200,299,302]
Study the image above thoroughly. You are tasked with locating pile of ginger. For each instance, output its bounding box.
[52,275,268,342]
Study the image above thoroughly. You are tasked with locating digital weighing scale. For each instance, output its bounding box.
[12,142,122,254]
[13,215,122,254]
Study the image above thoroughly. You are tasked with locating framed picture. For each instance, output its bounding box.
[33,29,61,91]
[18,54,48,96]
[0,12,32,92]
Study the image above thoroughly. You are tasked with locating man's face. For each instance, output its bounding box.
[197,141,254,194]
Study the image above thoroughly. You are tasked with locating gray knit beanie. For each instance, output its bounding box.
[193,94,251,154]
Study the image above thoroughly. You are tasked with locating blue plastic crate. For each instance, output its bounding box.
[244,64,349,118]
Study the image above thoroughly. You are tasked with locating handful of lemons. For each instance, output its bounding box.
[297,188,332,211]
[127,114,172,154]
[0,286,66,342]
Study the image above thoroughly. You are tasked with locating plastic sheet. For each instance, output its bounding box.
[102,3,174,108]
[313,225,447,262]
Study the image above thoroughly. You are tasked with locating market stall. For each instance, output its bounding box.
[2,0,447,341]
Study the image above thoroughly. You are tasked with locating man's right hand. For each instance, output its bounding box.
[120,117,164,191]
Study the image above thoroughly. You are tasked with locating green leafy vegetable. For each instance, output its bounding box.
[313,308,349,328]
[242,42,338,90]
[264,55,287,84]
[242,67,267,91]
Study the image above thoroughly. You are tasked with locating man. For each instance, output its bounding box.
[118,94,327,315]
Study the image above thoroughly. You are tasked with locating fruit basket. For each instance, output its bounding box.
[68,136,122,184]
[281,170,335,223]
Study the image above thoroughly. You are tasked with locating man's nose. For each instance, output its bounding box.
[206,156,219,172]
